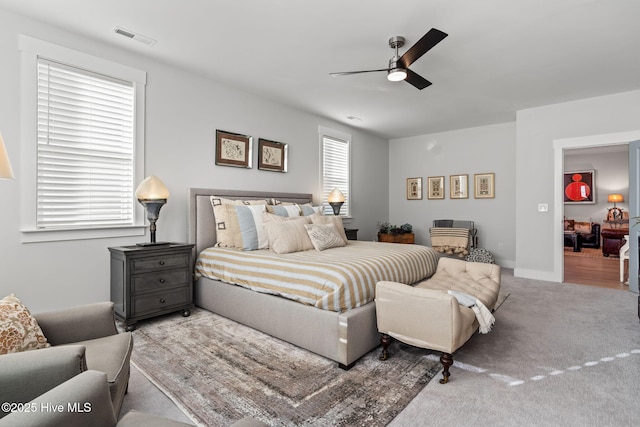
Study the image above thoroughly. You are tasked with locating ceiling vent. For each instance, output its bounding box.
[114,26,157,46]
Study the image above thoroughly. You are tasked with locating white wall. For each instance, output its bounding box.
[0,9,389,313]
[515,90,640,281]
[389,122,516,267]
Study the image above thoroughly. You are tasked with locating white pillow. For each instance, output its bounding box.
[210,196,267,249]
[309,214,349,244]
[305,224,346,251]
[264,219,314,254]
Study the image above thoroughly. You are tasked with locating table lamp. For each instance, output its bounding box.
[327,188,345,216]
[0,132,15,180]
[607,194,624,221]
[135,175,170,245]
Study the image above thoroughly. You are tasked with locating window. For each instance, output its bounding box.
[19,35,146,242]
[36,59,135,229]
[320,127,351,217]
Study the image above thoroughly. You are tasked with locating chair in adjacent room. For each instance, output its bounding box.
[620,235,629,283]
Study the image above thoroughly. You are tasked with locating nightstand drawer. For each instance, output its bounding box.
[133,288,190,316]
[132,269,190,294]
[131,253,189,273]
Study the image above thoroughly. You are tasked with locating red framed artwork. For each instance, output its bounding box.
[563,170,595,204]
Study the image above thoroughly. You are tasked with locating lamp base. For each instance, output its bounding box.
[608,207,623,221]
[329,202,344,216]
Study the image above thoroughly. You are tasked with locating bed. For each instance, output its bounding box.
[188,188,439,368]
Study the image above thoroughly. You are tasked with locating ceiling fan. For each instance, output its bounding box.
[330,28,448,90]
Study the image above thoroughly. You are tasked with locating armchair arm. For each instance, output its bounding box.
[0,370,117,427]
[34,302,118,345]
[375,281,477,354]
[0,345,86,414]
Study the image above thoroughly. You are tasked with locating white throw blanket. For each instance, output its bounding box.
[447,290,495,334]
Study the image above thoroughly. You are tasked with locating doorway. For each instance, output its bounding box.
[553,130,640,294]
[563,145,628,289]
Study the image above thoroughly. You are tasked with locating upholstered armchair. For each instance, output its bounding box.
[564,219,600,249]
[0,301,133,418]
[602,228,628,256]
[579,223,600,249]
[0,360,196,427]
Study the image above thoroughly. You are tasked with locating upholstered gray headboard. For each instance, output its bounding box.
[188,188,314,256]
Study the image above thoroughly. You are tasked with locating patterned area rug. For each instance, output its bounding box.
[564,247,608,258]
[130,308,441,427]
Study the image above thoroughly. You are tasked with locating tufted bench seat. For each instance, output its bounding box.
[375,257,501,383]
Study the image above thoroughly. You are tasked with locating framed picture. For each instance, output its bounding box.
[474,173,495,199]
[449,174,468,199]
[564,170,595,204]
[427,176,445,200]
[258,139,288,172]
[215,130,252,168]
[406,177,423,200]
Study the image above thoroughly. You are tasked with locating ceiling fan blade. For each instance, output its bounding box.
[399,28,448,68]
[404,69,432,90]
[330,68,389,77]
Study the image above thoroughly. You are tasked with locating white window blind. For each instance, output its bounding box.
[36,58,135,229]
[321,135,350,216]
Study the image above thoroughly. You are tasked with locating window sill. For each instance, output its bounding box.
[21,225,147,243]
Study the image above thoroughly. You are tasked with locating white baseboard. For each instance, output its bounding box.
[513,268,561,283]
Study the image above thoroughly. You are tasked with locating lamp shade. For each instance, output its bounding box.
[327,188,346,203]
[135,176,169,200]
[0,132,15,180]
[607,194,624,203]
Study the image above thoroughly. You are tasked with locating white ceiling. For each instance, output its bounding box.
[1,0,639,139]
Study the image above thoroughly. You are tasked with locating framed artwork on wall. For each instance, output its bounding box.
[258,139,288,172]
[215,130,252,168]
[427,176,445,200]
[450,174,468,199]
[474,173,495,199]
[406,177,423,200]
[563,170,595,204]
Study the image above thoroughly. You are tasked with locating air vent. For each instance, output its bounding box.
[114,26,156,46]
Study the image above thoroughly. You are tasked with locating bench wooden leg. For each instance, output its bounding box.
[439,352,453,384]
[379,333,392,361]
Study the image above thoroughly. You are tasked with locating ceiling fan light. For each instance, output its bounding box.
[387,68,407,82]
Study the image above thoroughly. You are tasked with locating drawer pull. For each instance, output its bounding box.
[159,298,165,304]
[159,278,165,283]
[159,261,165,265]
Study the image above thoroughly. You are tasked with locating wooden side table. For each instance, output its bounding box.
[109,243,194,331]
[377,233,415,244]
[344,228,359,241]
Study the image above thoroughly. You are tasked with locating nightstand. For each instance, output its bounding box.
[344,228,359,241]
[109,243,194,331]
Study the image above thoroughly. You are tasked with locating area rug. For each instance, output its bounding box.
[130,308,441,427]
[563,247,608,258]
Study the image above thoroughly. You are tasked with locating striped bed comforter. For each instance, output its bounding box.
[195,241,439,312]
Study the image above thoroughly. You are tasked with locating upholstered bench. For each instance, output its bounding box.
[375,257,501,383]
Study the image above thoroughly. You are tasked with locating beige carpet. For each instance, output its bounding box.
[130,308,441,427]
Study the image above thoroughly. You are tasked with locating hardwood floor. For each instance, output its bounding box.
[564,248,629,290]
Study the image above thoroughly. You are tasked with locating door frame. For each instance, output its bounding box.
[553,130,640,292]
